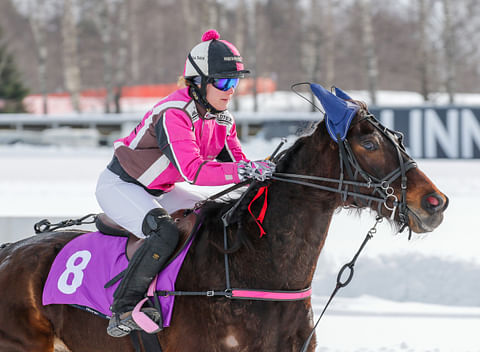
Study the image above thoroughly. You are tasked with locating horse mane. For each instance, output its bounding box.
[198,119,328,254]
[196,105,374,253]
[198,183,265,253]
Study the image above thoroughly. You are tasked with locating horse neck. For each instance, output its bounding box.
[236,128,341,289]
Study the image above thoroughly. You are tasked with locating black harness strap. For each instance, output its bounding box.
[337,134,362,206]
[104,270,126,288]
[69,304,162,352]
[34,214,97,234]
[299,216,383,352]
[130,332,142,352]
[130,331,163,352]
[273,114,416,235]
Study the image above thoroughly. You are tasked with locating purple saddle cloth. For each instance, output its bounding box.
[42,231,193,327]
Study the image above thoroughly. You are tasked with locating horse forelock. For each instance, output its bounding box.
[351,99,369,112]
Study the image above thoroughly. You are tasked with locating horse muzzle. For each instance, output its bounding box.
[406,192,449,233]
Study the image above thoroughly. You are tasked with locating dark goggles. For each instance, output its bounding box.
[211,78,239,91]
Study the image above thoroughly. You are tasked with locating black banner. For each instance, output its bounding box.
[262,107,480,159]
[369,107,480,159]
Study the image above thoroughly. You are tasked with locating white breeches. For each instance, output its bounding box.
[95,168,210,238]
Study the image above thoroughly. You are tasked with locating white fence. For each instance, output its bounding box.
[0,217,97,242]
[0,112,318,144]
[1,107,480,158]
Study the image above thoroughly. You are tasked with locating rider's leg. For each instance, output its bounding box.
[95,170,210,337]
[157,182,212,213]
[96,169,179,337]
[107,208,179,337]
[96,169,210,236]
[96,168,159,238]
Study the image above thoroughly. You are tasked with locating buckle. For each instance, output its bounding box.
[207,290,215,297]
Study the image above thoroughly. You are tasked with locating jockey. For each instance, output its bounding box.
[95,29,275,337]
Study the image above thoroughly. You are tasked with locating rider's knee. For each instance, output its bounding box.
[142,208,179,246]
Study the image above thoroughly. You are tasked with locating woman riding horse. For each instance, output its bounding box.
[0,83,448,351]
[95,29,275,337]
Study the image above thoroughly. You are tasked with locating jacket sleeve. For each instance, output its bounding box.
[224,122,248,162]
[156,108,241,186]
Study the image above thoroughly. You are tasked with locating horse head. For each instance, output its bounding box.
[275,83,448,236]
[345,105,448,233]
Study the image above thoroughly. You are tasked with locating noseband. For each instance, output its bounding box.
[273,113,417,233]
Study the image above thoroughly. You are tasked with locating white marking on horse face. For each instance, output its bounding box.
[225,334,239,348]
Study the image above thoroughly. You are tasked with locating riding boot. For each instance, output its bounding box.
[107,208,179,338]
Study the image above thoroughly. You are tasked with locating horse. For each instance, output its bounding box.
[0,88,448,352]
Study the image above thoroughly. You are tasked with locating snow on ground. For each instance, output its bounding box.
[1,140,479,351]
[312,295,480,352]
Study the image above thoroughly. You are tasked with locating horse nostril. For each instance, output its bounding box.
[422,193,445,214]
[426,196,439,207]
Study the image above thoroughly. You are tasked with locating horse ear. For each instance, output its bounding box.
[334,86,352,101]
[310,83,359,143]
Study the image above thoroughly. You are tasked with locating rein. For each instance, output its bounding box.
[33,114,416,350]
[273,114,416,237]
[160,140,312,302]
[161,114,418,350]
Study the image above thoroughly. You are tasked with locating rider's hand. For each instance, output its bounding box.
[237,160,276,182]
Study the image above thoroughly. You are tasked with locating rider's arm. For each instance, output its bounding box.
[156,109,241,186]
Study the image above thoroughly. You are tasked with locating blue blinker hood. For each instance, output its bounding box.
[310,83,359,142]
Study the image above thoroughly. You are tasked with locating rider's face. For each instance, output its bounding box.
[205,83,235,111]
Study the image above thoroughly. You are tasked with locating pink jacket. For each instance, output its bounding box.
[112,87,247,192]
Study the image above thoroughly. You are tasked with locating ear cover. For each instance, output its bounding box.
[310,83,359,143]
[334,86,353,101]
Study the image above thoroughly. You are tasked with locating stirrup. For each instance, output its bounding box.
[107,307,162,338]
[108,275,163,337]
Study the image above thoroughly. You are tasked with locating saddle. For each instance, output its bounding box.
[95,210,197,260]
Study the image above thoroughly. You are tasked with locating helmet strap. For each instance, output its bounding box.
[187,54,224,114]
[188,85,222,115]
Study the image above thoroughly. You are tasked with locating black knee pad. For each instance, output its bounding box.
[142,208,179,250]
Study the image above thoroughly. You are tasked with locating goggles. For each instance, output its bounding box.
[211,78,239,91]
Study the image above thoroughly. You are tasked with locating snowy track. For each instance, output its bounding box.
[1,142,479,351]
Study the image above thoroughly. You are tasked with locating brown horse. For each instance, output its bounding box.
[0,102,448,352]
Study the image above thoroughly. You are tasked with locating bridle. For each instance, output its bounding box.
[272,112,417,234]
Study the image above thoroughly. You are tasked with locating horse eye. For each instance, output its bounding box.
[362,140,377,151]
